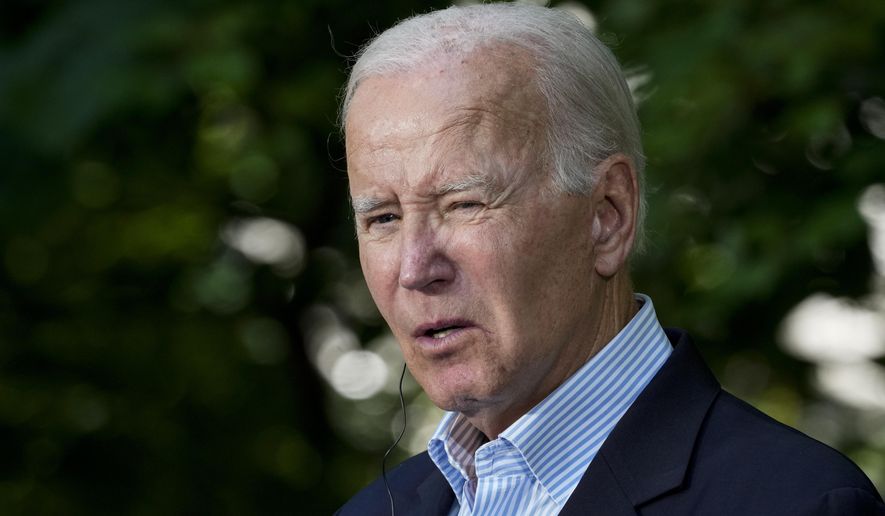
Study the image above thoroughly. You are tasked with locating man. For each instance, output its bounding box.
[337,3,884,515]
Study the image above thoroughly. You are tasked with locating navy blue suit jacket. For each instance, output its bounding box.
[338,329,884,515]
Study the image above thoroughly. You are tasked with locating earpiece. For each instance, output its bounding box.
[381,362,408,516]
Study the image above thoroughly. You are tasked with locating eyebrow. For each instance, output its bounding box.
[351,196,390,215]
[351,173,494,215]
[434,173,493,196]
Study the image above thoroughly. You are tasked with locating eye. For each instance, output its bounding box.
[451,201,484,211]
[367,213,399,226]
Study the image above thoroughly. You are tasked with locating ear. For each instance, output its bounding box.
[590,154,638,277]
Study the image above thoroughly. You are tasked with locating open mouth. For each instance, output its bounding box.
[424,325,463,339]
[414,320,472,341]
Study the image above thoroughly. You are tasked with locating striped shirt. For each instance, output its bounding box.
[427,293,672,516]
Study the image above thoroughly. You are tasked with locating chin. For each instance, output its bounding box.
[417,368,497,413]
[426,386,489,416]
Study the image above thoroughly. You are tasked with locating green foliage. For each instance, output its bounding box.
[0,0,883,513]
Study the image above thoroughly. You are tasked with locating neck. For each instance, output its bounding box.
[467,270,637,439]
[584,269,638,360]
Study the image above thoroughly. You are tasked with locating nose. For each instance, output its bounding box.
[398,218,456,292]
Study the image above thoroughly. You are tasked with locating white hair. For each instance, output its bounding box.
[341,2,647,250]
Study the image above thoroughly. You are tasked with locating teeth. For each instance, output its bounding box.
[431,328,458,339]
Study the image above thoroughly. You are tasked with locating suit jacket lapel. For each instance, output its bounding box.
[414,467,455,516]
[561,330,720,515]
[559,453,637,516]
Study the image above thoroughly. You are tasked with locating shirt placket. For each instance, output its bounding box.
[470,440,532,516]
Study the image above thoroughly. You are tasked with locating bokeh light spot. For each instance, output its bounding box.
[222,217,305,277]
[858,183,885,276]
[330,350,388,400]
[816,362,885,412]
[860,97,885,140]
[780,294,885,363]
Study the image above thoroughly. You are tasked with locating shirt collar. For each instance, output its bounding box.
[427,293,672,507]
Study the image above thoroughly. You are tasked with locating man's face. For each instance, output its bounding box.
[345,49,605,431]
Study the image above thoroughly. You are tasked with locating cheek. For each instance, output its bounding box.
[359,242,399,305]
[452,226,530,338]
[462,216,543,289]
[470,210,586,319]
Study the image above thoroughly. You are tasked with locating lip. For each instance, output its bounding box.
[412,318,477,353]
[412,318,475,338]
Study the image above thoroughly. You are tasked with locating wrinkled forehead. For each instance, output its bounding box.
[344,44,548,152]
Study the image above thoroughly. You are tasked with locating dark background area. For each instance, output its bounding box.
[1,0,884,513]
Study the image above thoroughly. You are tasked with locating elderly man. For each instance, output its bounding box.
[337,3,883,515]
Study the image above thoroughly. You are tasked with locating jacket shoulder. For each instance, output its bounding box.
[707,392,874,483]
[687,390,883,512]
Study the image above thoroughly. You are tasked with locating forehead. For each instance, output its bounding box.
[344,45,547,163]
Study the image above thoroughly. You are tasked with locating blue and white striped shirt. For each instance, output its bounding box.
[427,294,672,516]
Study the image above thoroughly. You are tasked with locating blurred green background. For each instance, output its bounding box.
[1,0,884,513]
